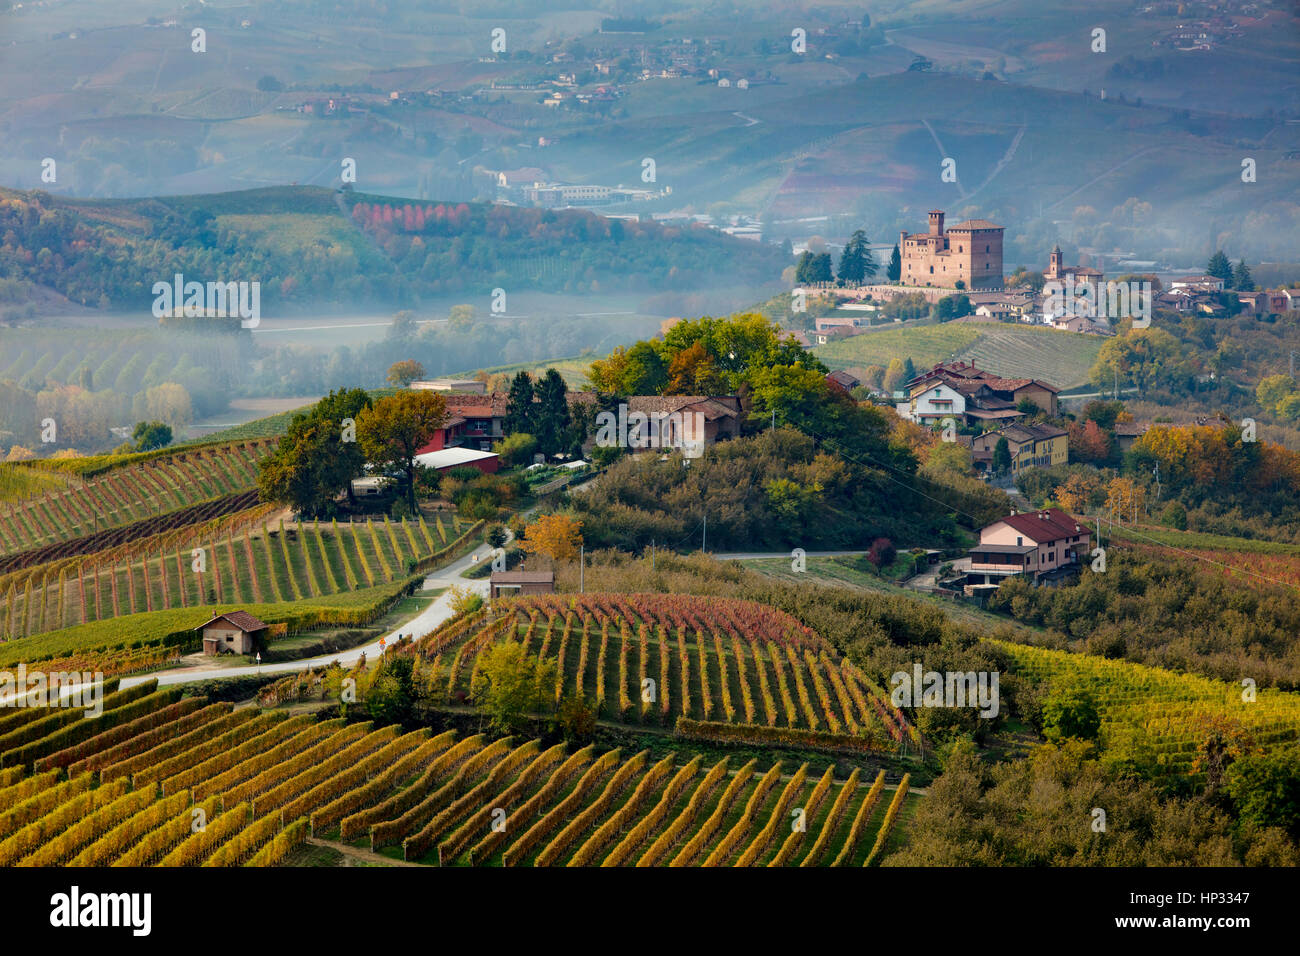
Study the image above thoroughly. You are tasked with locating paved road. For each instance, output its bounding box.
[713,550,872,561]
[117,543,499,691]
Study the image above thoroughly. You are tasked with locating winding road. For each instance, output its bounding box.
[116,544,498,691]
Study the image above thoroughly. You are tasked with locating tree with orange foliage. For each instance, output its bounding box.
[520,513,584,563]
[1055,471,1104,513]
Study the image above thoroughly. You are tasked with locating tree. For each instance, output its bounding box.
[1225,747,1300,839]
[131,420,172,452]
[257,388,373,516]
[1232,259,1254,292]
[1041,688,1101,743]
[386,359,425,387]
[504,371,536,435]
[882,358,907,393]
[666,341,724,395]
[555,692,597,742]
[867,536,896,568]
[365,656,415,725]
[836,229,877,285]
[901,357,916,383]
[886,243,902,282]
[533,368,570,457]
[449,304,476,331]
[1104,475,1147,522]
[811,252,833,283]
[993,437,1011,475]
[357,390,447,515]
[1256,374,1296,415]
[520,513,583,562]
[494,431,538,467]
[471,641,557,735]
[794,251,816,284]
[1206,250,1232,284]
[1160,500,1188,530]
[486,523,508,549]
[1055,470,1104,512]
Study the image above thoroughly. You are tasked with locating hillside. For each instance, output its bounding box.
[815,322,1105,389]
[0,185,786,312]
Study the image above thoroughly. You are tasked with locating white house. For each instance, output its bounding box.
[896,382,966,424]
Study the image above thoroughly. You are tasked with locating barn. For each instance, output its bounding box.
[198,610,270,655]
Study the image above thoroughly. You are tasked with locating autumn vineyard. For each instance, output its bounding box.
[0,674,914,867]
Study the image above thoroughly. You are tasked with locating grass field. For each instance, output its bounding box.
[816,322,1104,388]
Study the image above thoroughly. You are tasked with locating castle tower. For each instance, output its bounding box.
[928,210,945,236]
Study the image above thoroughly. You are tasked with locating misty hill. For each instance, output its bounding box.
[0,185,785,315]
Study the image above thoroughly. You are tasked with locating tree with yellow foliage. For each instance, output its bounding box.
[519,513,583,562]
[1104,476,1147,523]
[1055,471,1105,513]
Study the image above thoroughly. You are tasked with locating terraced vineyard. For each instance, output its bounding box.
[0,512,475,641]
[0,685,914,867]
[0,440,275,557]
[996,641,1300,777]
[408,593,919,754]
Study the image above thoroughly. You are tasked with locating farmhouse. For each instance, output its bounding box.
[899,210,1004,289]
[490,571,555,600]
[967,508,1091,585]
[198,611,269,655]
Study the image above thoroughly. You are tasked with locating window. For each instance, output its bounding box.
[985,244,990,252]
[1016,536,1022,546]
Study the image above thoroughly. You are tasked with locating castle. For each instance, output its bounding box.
[900,210,1004,289]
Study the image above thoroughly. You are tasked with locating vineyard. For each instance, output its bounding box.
[406,594,919,753]
[0,512,474,642]
[995,641,1300,777]
[0,440,274,558]
[0,681,915,867]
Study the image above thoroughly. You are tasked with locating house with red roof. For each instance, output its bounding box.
[967,508,1091,585]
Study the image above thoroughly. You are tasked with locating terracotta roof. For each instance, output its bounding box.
[565,391,600,406]
[491,571,555,583]
[947,219,1003,231]
[627,395,740,419]
[198,610,269,633]
[993,508,1085,544]
[827,370,861,389]
[442,393,508,416]
[982,376,1060,394]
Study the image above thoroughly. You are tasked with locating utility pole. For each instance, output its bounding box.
[651,539,655,571]
[702,514,707,554]
[579,543,584,593]
[1291,351,1298,378]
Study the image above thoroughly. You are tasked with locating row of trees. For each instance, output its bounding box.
[1206,250,1254,292]
[792,232,904,287]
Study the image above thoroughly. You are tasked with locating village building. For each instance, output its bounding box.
[897,361,1060,425]
[410,379,486,394]
[198,611,269,655]
[899,210,1004,289]
[966,508,1091,586]
[970,422,1068,474]
[490,571,555,600]
[1043,244,1104,290]
[826,369,861,391]
[623,395,741,450]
